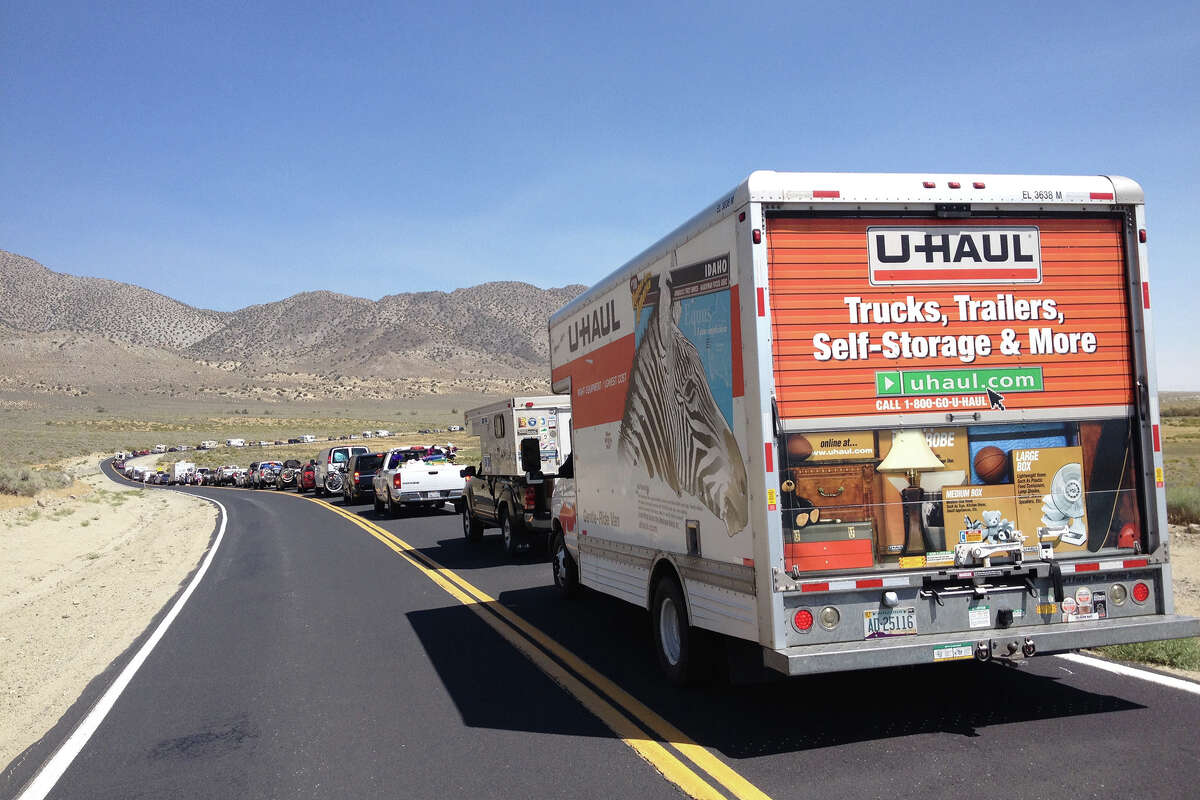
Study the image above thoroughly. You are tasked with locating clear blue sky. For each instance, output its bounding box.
[2,1,1198,387]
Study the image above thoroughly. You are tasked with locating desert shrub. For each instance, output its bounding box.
[0,466,72,496]
[1167,485,1200,525]
[1161,403,1200,418]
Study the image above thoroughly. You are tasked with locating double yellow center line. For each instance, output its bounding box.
[305,497,771,800]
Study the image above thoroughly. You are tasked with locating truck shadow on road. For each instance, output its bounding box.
[408,583,1144,759]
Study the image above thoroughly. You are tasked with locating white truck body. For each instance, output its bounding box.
[226,438,246,447]
[172,461,195,484]
[547,171,1198,678]
[467,396,572,476]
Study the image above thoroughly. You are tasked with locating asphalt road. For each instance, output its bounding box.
[8,465,1200,799]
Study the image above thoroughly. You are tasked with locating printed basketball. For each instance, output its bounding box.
[786,435,813,461]
[974,446,1009,483]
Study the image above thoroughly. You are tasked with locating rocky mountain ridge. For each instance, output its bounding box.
[0,249,586,399]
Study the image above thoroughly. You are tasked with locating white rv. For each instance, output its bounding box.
[547,171,1197,683]
[226,438,246,447]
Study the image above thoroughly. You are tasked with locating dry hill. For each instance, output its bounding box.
[0,249,585,402]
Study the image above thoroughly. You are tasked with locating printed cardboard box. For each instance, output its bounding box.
[1012,445,1088,553]
[941,483,1021,552]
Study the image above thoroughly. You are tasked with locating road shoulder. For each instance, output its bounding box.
[0,457,217,775]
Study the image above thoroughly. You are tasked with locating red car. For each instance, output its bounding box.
[296,461,317,493]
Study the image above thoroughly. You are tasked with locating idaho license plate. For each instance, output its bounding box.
[863,607,918,639]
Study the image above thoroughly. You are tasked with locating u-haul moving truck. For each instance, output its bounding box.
[547,171,1198,682]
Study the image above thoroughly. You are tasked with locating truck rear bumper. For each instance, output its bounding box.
[763,614,1200,676]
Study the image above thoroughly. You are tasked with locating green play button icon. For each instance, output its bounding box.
[875,371,901,396]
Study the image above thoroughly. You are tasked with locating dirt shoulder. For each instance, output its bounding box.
[0,454,216,771]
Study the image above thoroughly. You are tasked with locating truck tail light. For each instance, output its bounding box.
[793,609,814,632]
[524,487,536,509]
[353,472,359,479]
[393,474,402,490]
[1132,582,1150,604]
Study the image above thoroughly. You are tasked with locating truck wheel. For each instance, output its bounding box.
[387,493,399,518]
[462,506,484,542]
[551,531,579,598]
[651,575,705,686]
[500,508,521,557]
[373,492,384,516]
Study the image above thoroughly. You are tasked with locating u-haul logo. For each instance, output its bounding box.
[867,226,1042,285]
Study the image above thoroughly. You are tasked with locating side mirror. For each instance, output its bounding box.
[460,465,476,478]
[520,437,541,474]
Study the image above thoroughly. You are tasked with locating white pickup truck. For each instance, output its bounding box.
[372,446,465,516]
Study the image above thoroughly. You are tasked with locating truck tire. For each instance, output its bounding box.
[373,492,384,516]
[387,492,399,518]
[551,531,579,598]
[500,507,521,557]
[462,506,483,542]
[651,575,705,687]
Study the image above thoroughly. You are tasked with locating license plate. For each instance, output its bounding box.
[863,607,918,639]
[423,491,441,499]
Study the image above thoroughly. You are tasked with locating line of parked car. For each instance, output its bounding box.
[116,430,400,458]
[115,442,467,515]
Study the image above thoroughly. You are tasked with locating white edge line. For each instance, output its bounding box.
[16,489,228,800]
[1056,653,1200,697]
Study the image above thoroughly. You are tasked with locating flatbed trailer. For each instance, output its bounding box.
[547,171,1199,682]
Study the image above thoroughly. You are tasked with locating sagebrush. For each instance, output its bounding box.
[0,466,72,496]
[1167,485,1200,525]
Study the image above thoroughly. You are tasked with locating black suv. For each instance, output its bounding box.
[344,451,386,505]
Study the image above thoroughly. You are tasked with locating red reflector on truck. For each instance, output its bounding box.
[1090,191,1114,200]
[1153,424,1161,451]
[756,287,765,316]
[812,190,840,198]
[1143,281,1151,309]
[1123,559,1149,569]
[856,579,884,589]
[1075,562,1100,572]
[764,442,773,472]
[801,582,828,592]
